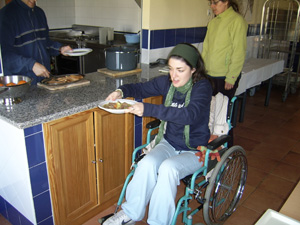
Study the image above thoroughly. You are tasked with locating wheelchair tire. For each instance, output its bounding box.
[203,146,247,225]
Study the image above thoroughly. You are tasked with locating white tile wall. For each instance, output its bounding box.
[0,119,36,224]
[38,0,141,32]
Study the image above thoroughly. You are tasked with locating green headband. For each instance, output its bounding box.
[168,44,199,68]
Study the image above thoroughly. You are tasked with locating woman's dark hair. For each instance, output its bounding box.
[221,0,239,13]
[167,43,212,85]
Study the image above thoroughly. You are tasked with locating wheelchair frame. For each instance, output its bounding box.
[100,97,248,225]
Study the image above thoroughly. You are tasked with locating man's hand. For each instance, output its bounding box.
[32,62,50,78]
[60,45,72,56]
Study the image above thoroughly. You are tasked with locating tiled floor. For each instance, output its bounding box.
[1,84,300,225]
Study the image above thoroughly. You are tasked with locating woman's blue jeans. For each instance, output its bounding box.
[122,138,203,225]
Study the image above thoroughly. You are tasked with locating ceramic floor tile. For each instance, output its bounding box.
[270,126,300,141]
[271,162,300,182]
[257,174,296,199]
[246,166,269,188]
[251,143,290,161]
[246,152,279,173]
[255,114,287,128]
[247,121,285,134]
[224,205,262,225]
[290,143,300,154]
[234,126,269,143]
[262,134,299,149]
[295,109,300,116]
[243,189,286,214]
[0,215,11,225]
[234,136,260,151]
[260,109,295,122]
[281,116,300,133]
[239,184,256,205]
[235,116,256,128]
[282,151,300,167]
[242,103,267,116]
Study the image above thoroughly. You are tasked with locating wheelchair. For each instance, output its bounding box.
[99,96,248,225]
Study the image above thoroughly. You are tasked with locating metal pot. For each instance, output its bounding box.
[0,75,32,105]
[105,46,138,71]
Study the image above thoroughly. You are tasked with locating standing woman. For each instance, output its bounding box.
[102,43,213,225]
[202,0,248,99]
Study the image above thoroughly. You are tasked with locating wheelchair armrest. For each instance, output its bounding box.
[146,119,161,129]
[207,135,231,150]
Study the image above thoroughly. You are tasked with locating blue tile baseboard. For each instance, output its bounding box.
[0,194,54,225]
[142,24,260,50]
[0,195,33,225]
[143,27,207,50]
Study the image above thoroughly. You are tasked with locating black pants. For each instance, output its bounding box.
[210,75,241,99]
[210,75,241,147]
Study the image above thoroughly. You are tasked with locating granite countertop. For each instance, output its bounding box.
[0,64,167,129]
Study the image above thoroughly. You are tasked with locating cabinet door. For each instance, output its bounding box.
[142,96,163,144]
[94,109,134,204]
[44,111,97,225]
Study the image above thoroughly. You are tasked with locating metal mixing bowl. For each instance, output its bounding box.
[0,75,32,105]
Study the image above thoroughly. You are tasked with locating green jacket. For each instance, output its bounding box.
[202,7,248,85]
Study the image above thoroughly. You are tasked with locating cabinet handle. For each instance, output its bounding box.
[91,160,97,164]
[99,159,103,163]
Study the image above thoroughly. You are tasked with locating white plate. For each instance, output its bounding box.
[255,209,300,225]
[65,48,93,56]
[98,99,137,114]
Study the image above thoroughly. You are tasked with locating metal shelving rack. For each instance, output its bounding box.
[258,0,300,101]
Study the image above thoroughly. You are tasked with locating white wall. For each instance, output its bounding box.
[0,120,36,224]
[38,0,141,32]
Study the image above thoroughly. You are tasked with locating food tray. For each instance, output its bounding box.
[41,74,84,86]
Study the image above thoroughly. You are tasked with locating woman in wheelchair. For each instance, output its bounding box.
[103,43,213,225]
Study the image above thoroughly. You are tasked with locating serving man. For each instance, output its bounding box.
[0,0,72,84]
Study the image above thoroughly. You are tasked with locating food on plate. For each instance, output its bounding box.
[6,82,16,86]
[17,80,27,85]
[45,74,84,85]
[102,101,132,109]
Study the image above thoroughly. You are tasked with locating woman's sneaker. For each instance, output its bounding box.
[103,210,135,225]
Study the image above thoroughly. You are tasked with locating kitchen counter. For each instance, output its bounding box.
[0,63,166,225]
[0,64,165,129]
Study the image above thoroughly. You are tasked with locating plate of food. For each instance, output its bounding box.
[65,48,93,56]
[41,74,84,86]
[98,99,137,114]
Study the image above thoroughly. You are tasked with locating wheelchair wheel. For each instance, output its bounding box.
[203,146,247,225]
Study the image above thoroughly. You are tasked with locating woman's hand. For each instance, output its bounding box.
[105,90,122,101]
[32,62,50,78]
[125,102,144,117]
[224,81,234,90]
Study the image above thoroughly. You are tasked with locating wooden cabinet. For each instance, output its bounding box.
[94,109,134,204]
[142,96,163,144]
[43,108,134,225]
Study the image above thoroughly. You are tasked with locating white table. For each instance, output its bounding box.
[236,58,285,95]
[235,58,284,122]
